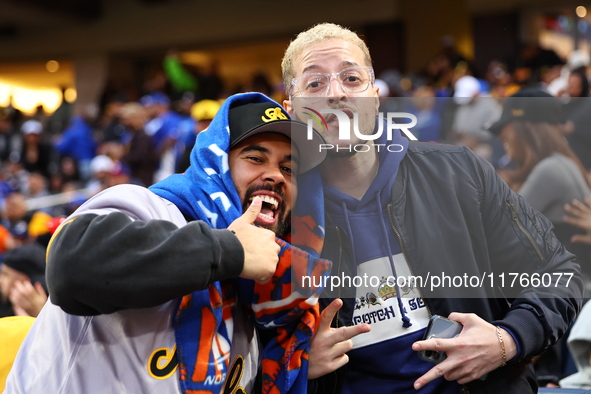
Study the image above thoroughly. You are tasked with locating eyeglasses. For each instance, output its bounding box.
[290,66,375,97]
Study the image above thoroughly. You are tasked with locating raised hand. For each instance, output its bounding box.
[9,281,48,317]
[228,196,280,284]
[563,197,591,245]
[412,312,517,388]
[308,298,371,379]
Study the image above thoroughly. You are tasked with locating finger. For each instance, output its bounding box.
[240,196,262,224]
[564,203,577,214]
[412,337,455,352]
[447,312,471,324]
[11,280,26,296]
[563,215,587,228]
[571,234,591,244]
[326,323,371,348]
[330,353,350,371]
[571,198,590,213]
[414,361,451,389]
[19,281,36,295]
[318,299,343,331]
[34,282,45,296]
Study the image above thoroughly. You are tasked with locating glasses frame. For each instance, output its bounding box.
[290,66,375,97]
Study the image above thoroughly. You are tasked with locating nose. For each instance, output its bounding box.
[261,165,286,185]
[327,77,348,104]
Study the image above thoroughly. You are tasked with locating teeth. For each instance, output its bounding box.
[259,213,274,221]
[250,195,278,210]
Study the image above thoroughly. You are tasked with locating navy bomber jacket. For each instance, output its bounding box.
[314,142,583,394]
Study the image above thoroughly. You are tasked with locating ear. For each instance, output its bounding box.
[283,99,293,116]
[373,86,380,114]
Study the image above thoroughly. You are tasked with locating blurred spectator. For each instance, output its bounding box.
[31,106,48,130]
[0,243,48,317]
[163,51,199,99]
[19,120,57,179]
[54,105,98,182]
[176,99,221,173]
[173,92,197,168]
[562,70,591,170]
[408,86,442,142]
[491,89,591,278]
[140,92,182,182]
[1,193,30,246]
[559,300,591,389]
[86,154,130,195]
[249,71,273,97]
[564,197,591,246]
[24,173,52,214]
[486,61,521,98]
[198,60,224,100]
[3,161,27,195]
[119,102,157,187]
[46,87,73,136]
[451,75,501,160]
[58,156,81,185]
[548,49,590,97]
[0,315,35,392]
[0,108,22,165]
[491,89,591,384]
[27,211,53,247]
[565,69,589,99]
[100,93,129,144]
[512,42,564,87]
[24,172,47,199]
[0,225,16,255]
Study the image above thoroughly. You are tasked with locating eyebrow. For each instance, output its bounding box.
[240,145,300,165]
[301,61,360,75]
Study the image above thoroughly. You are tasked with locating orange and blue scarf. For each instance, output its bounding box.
[150,92,330,394]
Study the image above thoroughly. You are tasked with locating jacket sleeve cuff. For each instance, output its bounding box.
[496,325,522,361]
[211,229,244,281]
[493,306,544,360]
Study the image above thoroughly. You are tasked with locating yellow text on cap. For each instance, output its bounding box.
[262,107,288,122]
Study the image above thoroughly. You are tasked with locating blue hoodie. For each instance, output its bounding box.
[55,115,97,161]
[324,125,460,393]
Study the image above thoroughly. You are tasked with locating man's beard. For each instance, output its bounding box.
[241,183,291,238]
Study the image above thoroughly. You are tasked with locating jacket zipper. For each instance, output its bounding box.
[386,203,432,317]
[334,226,343,329]
[506,200,546,263]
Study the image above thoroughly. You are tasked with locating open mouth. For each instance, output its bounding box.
[249,194,280,225]
[340,108,354,118]
[324,108,355,126]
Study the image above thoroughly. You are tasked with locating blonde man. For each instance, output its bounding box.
[282,23,582,394]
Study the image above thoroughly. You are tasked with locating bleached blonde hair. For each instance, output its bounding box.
[281,23,372,95]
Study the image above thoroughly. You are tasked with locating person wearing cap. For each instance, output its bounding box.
[140,92,184,182]
[281,23,582,394]
[5,92,329,394]
[451,75,501,161]
[0,243,48,318]
[490,88,591,286]
[19,119,56,180]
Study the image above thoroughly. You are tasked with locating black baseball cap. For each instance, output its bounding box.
[488,88,567,135]
[228,101,326,174]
